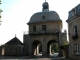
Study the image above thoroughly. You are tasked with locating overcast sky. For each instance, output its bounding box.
[0,0,80,45]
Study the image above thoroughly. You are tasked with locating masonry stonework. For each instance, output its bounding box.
[23,1,67,57]
[66,4,80,60]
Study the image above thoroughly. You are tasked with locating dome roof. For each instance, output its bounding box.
[28,11,62,24]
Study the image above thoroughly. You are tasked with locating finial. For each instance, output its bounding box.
[45,0,46,2]
[15,34,16,37]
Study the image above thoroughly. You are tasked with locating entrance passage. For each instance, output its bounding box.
[32,40,42,56]
[47,40,59,56]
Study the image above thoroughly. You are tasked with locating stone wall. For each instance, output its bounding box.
[23,35,30,55]
[4,44,24,56]
[24,19,68,56]
[68,14,80,59]
[0,46,1,55]
[29,22,62,33]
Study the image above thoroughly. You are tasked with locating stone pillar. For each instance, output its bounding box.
[58,33,63,56]
[29,44,33,56]
[59,48,63,57]
[42,43,47,56]
[23,35,30,56]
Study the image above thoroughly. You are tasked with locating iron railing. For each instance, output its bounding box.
[23,29,66,35]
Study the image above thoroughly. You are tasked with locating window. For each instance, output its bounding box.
[33,26,36,32]
[42,16,45,20]
[74,43,79,54]
[72,10,75,16]
[73,25,77,35]
[72,8,76,16]
[42,25,46,31]
[77,5,80,13]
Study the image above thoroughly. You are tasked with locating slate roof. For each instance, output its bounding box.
[5,37,23,45]
[28,11,62,24]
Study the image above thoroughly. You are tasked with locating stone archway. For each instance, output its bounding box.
[47,40,59,56]
[32,40,42,56]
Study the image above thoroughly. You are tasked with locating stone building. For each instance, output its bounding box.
[2,37,24,56]
[66,4,80,59]
[0,46,1,55]
[0,45,4,55]
[24,1,67,57]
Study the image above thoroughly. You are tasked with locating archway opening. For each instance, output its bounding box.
[47,40,59,57]
[32,40,42,56]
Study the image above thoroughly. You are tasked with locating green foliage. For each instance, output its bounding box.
[63,41,69,45]
[51,43,59,53]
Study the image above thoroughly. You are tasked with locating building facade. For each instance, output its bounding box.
[2,37,24,56]
[24,1,67,57]
[0,46,2,55]
[66,4,80,59]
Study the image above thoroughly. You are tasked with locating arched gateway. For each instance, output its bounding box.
[23,1,67,57]
[47,40,58,56]
[32,40,41,56]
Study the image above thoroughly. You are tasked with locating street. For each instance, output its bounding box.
[0,53,70,60]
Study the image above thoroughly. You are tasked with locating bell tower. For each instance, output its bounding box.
[42,0,49,11]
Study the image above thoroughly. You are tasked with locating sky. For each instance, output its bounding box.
[0,0,80,45]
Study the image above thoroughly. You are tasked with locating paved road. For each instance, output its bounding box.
[0,53,70,60]
[0,56,70,60]
[0,58,70,60]
[0,59,50,60]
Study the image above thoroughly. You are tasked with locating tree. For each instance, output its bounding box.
[51,43,59,53]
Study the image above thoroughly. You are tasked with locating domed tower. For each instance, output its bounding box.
[42,1,49,11]
[24,1,67,57]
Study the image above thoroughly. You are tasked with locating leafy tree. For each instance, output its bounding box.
[51,43,59,53]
